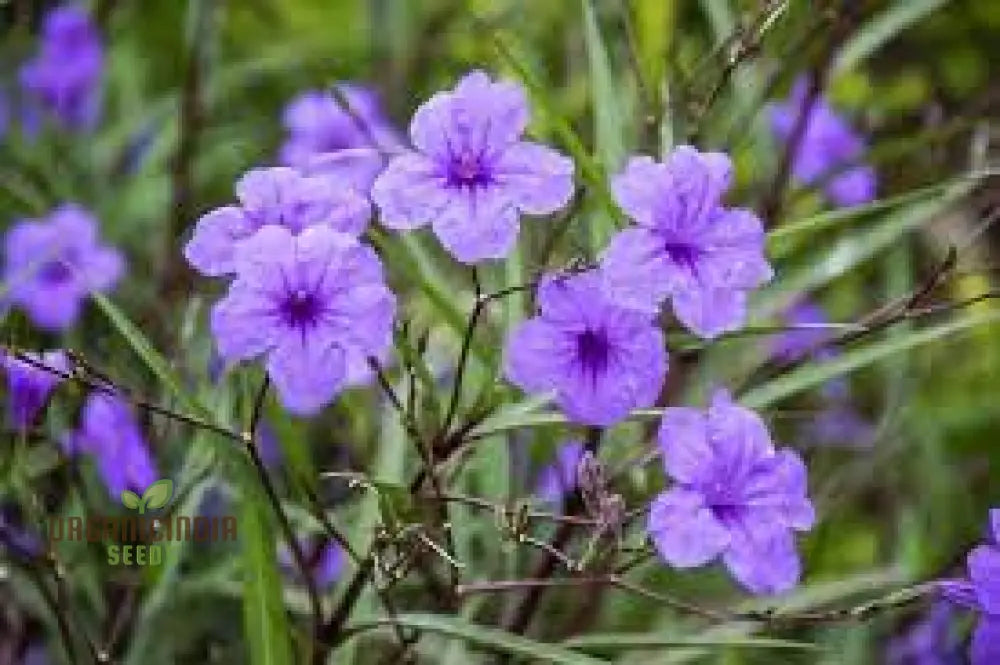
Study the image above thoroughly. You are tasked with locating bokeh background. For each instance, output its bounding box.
[1,0,999,663]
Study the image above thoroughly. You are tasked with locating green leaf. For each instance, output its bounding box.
[834,0,950,74]
[740,308,1000,410]
[582,0,626,252]
[241,500,295,665]
[493,33,623,226]
[141,479,174,512]
[346,613,607,664]
[465,394,567,440]
[120,490,141,510]
[562,633,822,654]
[90,291,210,419]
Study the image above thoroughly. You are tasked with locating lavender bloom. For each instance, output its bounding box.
[504,270,666,427]
[648,389,815,594]
[600,147,773,338]
[534,440,585,504]
[19,5,103,131]
[886,603,962,665]
[210,225,395,416]
[939,509,1000,664]
[278,537,343,589]
[770,78,876,207]
[372,70,575,264]
[62,393,157,498]
[280,84,400,167]
[771,299,836,363]
[3,204,123,331]
[0,350,68,429]
[184,167,371,277]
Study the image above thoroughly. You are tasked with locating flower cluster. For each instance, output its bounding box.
[648,390,815,594]
[19,5,104,132]
[770,78,876,207]
[939,509,1000,664]
[2,204,123,331]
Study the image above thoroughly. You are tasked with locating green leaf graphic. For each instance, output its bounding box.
[139,479,174,514]
[120,489,141,510]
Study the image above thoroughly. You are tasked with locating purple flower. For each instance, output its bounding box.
[535,440,585,503]
[210,225,395,416]
[280,84,401,167]
[770,78,876,207]
[3,204,123,331]
[600,147,773,338]
[184,167,371,277]
[19,5,103,131]
[62,393,157,498]
[771,299,836,363]
[886,603,962,665]
[939,509,1000,664]
[372,70,575,263]
[648,389,815,594]
[0,349,68,429]
[278,537,343,589]
[504,270,667,427]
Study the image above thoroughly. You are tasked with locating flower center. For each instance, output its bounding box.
[576,328,610,378]
[446,151,490,188]
[279,289,323,329]
[703,480,744,523]
[662,239,703,271]
[39,258,74,284]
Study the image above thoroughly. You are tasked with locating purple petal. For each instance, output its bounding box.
[648,488,730,568]
[600,228,685,314]
[266,333,347,416]
[671,285,748,339]
[972,616,1000,665]
[938,579,981,610]
[22,282,83,331]
[657,406,712,485]
[694,209,773,289]
[990,509,1000,545]
[611,156,672,227]
[371,153,449,231]
[706,389,775,473]
[723,521,801,594]
[504,319,572,395]
[827,166,877,206]
[969,544,1000,615]
[183,206,253,276]
[535,440,585,503]
[493,141,574,215]
[430,186,519,263]
[303,148,386,195]
[742,449,816,530]
[210,286,278,361]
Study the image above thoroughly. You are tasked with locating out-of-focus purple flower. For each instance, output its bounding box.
[256,421,283,468]
[19,643,49,665]
[771,299,836,363]
[939,509,1000,664]
[280,84,401,167]
[810,405,874,448]
[278,537,343,589]
[210,225,395,416]
[770,78,876,207]
[504,270,666,427]
[19,5,103,131]
[600,147,772,338]
[0,505,44,560]
[886,603,962,665]
[534,440,585,504]
[62,393,157,498]
[0,349,68,429]
[648,389,815,594]
[2,204,123,331]
[0,89,8,138]
[372,70,575,264]
[184,167,371,277]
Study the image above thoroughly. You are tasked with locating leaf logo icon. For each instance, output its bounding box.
[121,479,174,514]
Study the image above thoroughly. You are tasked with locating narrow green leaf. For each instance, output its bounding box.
[242,501,295,665]
[740,308,1000,410]
[90,291,209,418]
[466,393,566,440]
[347,613,607,665]
[582,0,626,252]
[563,633,821,654]
[834,0,950,74]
